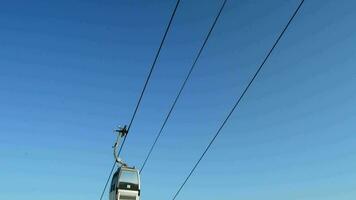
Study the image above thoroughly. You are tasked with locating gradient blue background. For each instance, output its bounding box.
[1,0,356,199]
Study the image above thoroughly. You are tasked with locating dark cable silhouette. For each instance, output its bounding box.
[171,1,305,199]
[140,0,228,173]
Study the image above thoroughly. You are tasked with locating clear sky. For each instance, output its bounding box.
[1,0,356,200]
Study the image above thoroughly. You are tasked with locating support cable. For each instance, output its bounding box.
[140,0,228,173]
[171,1,305,199]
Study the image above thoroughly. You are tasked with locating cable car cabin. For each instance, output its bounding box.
[110,166,140,200]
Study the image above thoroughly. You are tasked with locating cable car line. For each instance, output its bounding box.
[140,0,228,174]
[99,162,116,200]
[171,1,305,200]
[98,1,181,200]
[122,0,182,155]
[126,0,182,133]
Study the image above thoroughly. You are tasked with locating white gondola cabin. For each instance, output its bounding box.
[109,166,140,200]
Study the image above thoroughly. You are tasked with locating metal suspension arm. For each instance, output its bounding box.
[113,125,128,166]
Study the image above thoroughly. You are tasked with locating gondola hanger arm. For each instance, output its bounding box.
[113,125,128,166]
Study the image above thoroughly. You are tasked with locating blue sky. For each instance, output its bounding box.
[1,0,356,200]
